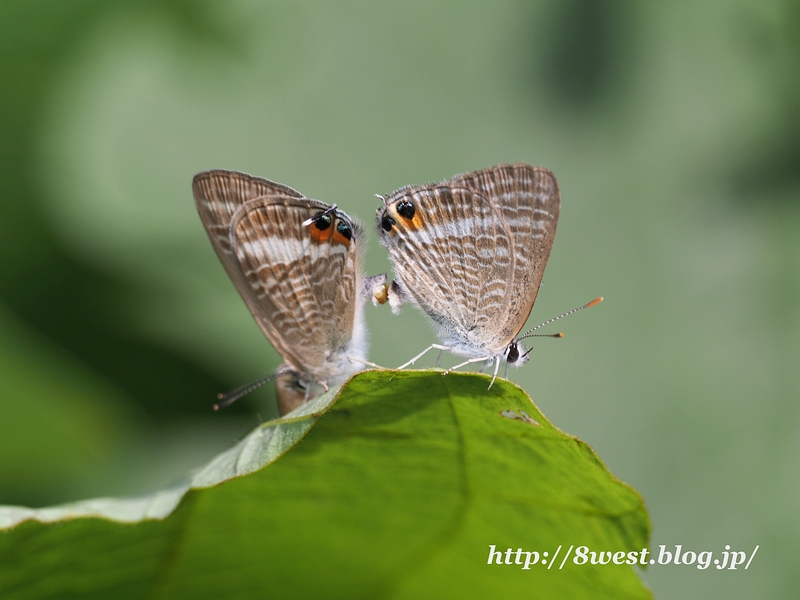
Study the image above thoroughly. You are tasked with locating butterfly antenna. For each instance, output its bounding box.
[517,297,603,342]
[213,373,281,410]
[518,333,564,360]
[301,204,338,227]
[374,193,388,206]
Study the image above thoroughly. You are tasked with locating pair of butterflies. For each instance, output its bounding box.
[193,164,595,414]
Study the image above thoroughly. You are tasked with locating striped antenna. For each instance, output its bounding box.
[516,297,603,342]
[213,367,294,410]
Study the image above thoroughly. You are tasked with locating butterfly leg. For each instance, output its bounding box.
[307,380,329,403]
[488,357,502,389]
[397,344,451,369]
[348,356,387,370]
[434,348,444,367]
[443,355,494,376]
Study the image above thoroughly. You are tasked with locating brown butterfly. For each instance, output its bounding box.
[193,170,378,414]
[376,163,601,385]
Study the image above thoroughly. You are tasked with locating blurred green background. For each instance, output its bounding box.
[1,1,798,597]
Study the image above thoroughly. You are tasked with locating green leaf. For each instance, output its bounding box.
[0,371,651,599]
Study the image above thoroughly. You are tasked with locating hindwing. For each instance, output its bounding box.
[193,170,363,379]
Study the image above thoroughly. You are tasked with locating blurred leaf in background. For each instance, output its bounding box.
[1,1,798,598]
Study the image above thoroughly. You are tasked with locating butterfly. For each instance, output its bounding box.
[376,163,600,386]
[193,170,378,414]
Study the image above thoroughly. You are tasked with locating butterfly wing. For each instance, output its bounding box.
[377,164,559,354]
[450,164,560,346]
[193,170,305,313]
[193,170,363,381]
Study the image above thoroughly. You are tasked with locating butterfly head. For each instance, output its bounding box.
[504,340,530,367]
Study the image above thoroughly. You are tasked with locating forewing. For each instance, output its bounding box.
[192,169,304,309]
[451,164,560,345]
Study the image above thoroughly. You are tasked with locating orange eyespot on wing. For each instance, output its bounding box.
[309,221,334,244]
[308,213,353,247]
[391,200,424,231]
[332,225,352,248]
